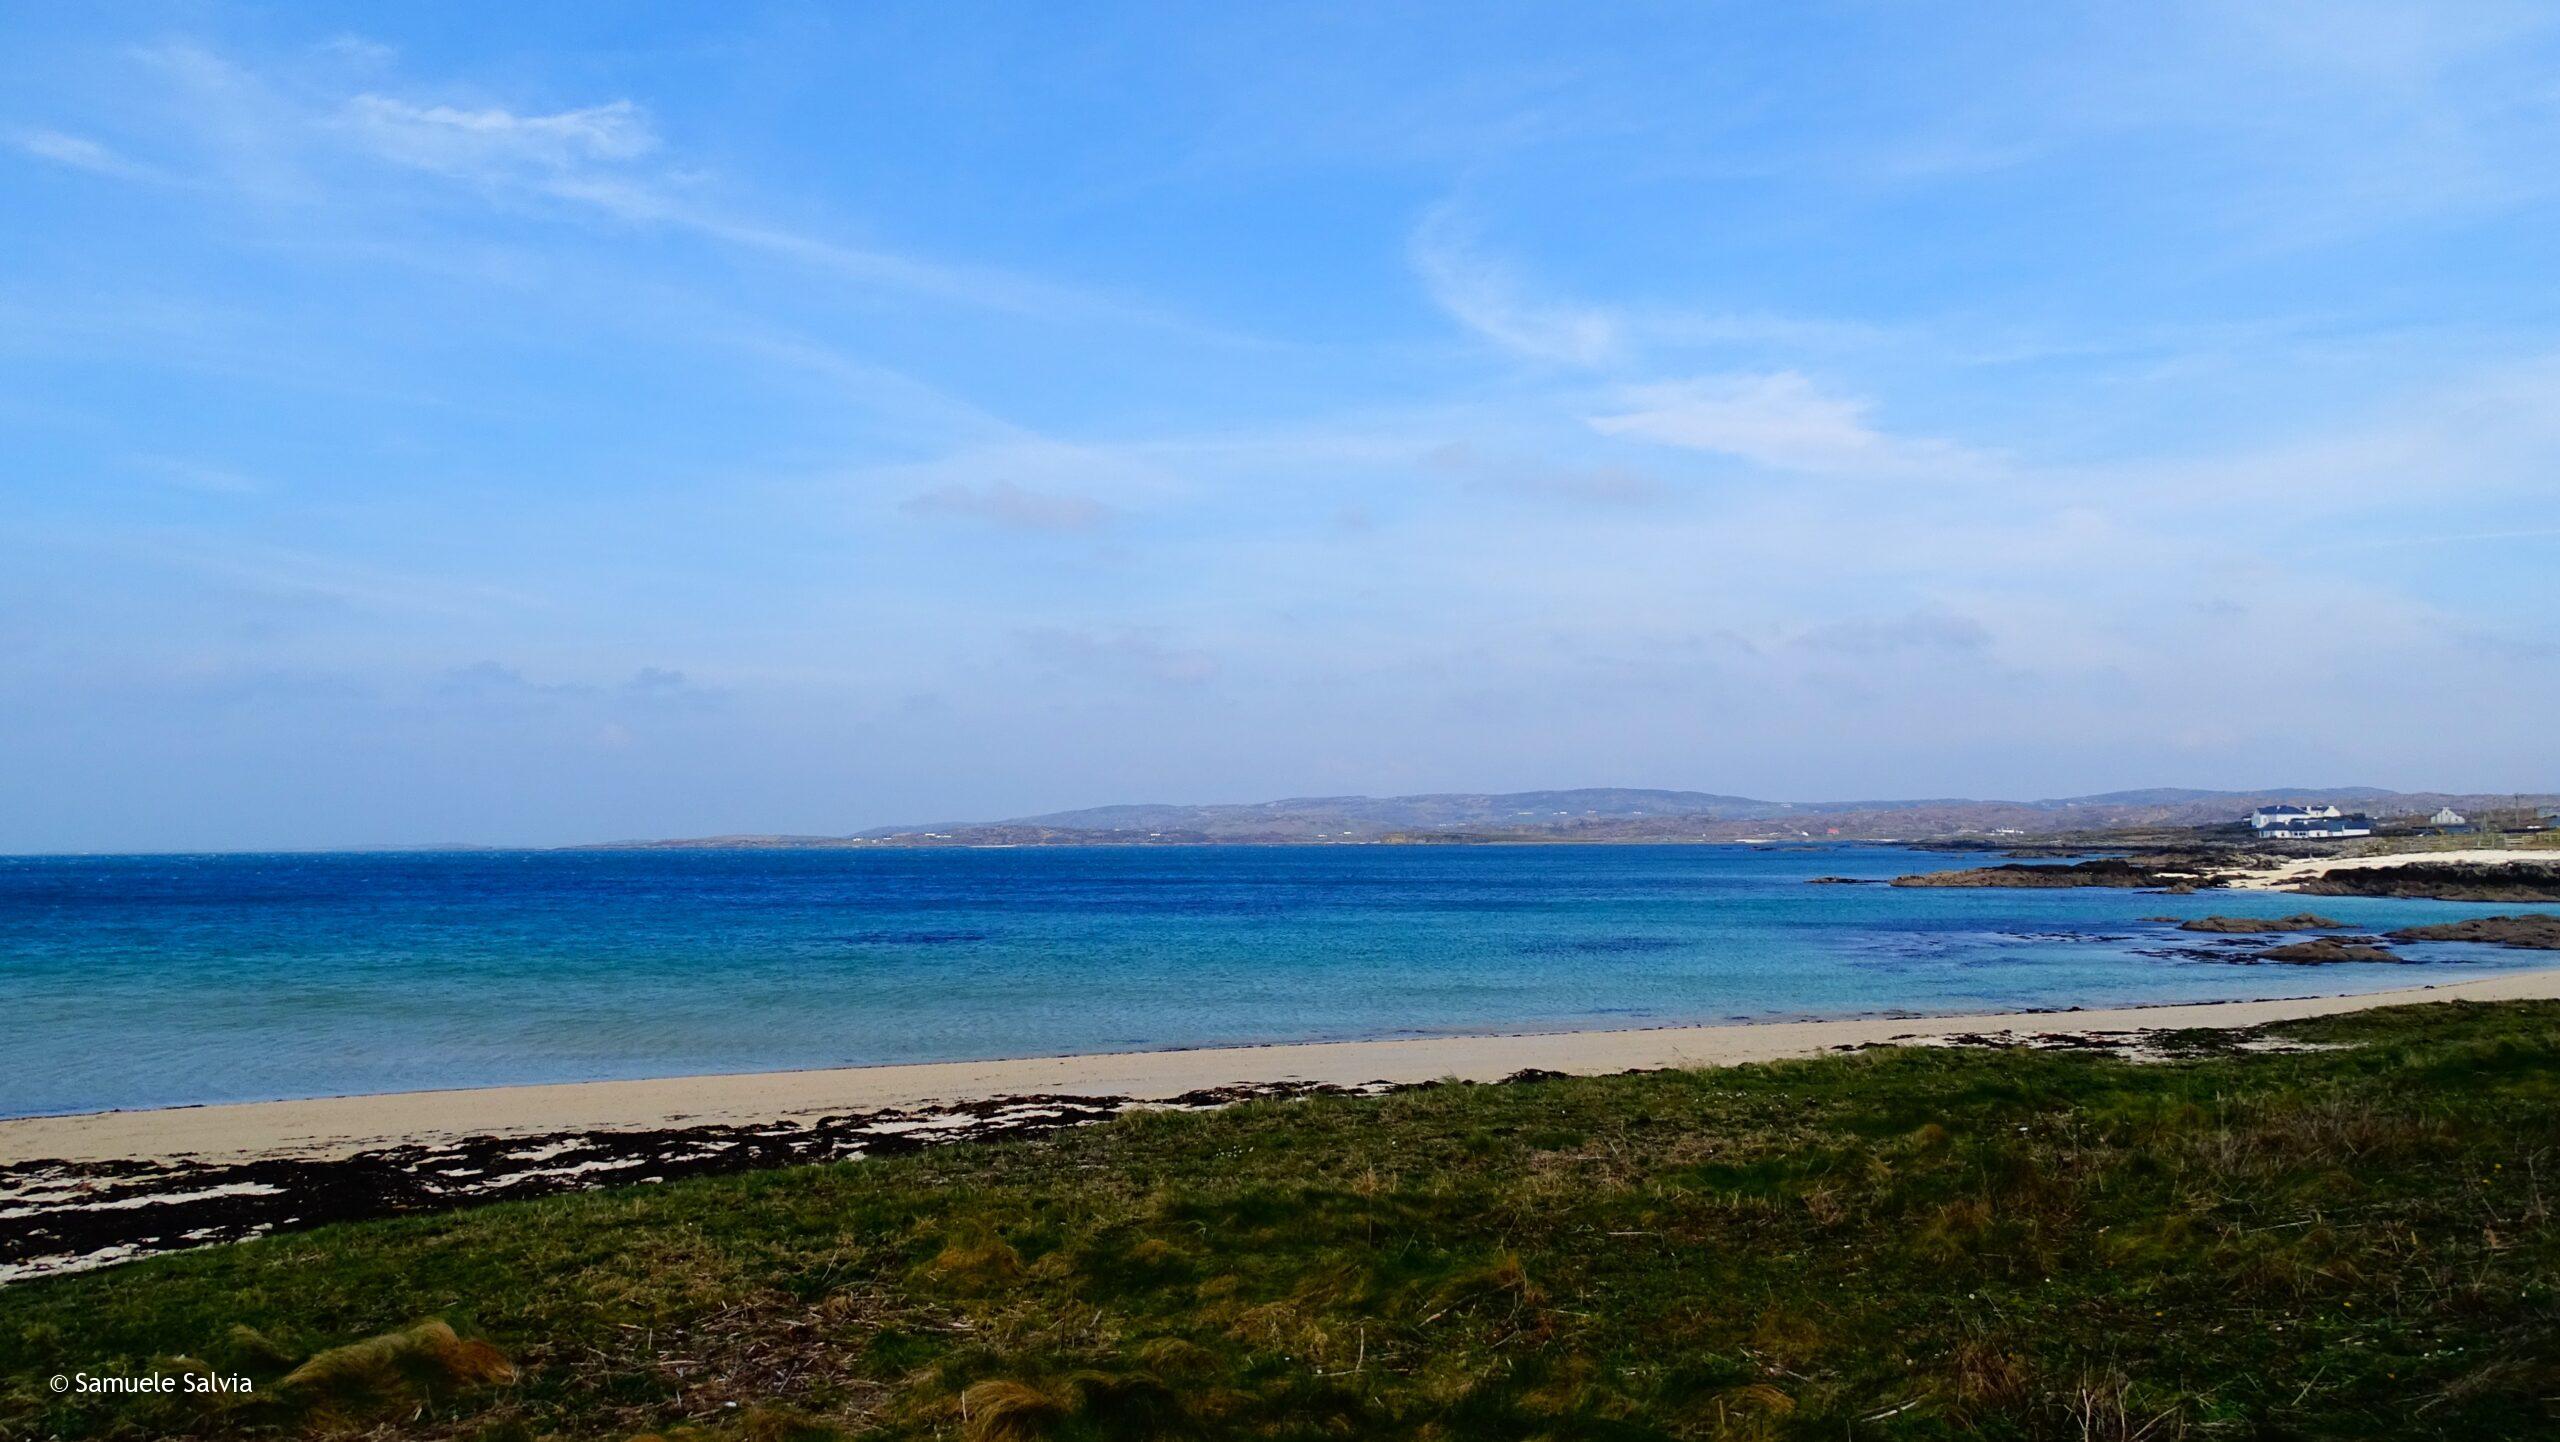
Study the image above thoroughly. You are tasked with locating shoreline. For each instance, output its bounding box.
[12,967,2560,1168]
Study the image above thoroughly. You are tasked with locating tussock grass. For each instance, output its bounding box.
[5,1000,2560,1439]
[269,1319,517,1427]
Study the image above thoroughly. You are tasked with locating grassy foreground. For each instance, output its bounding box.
[5,1003,2558,1441]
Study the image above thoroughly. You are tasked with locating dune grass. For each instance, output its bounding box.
[4,1000,2558,1440]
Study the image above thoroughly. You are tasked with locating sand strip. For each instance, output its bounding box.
[2224,847,2558,891]
[10,968,2559,1167]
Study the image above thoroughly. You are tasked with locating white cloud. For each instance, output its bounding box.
[337,94,1182,327]
[1409,204,1619,366]
[7,127,159,181]
[1588,372,1987,478]
[340,95,657,174]
[117,44,1176,328]
[312,34,398,70]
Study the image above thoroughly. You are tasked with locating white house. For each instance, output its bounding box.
[2255,811,2374,840]
[2431,807,2467,827]
[2249,803,2343,831]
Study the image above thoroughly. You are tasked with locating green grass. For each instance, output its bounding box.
[6,1001,2559,1440]
[2330,829,2560,858]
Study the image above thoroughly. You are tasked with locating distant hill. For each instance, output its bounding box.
[1005,789,1784,835]
[584,786,2558,849]
[2035,786,2406,808]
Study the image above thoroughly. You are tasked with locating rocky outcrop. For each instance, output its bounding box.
[2295,862,2560,902]
[2386,913,2560,950]
[2175,913,2348,933]
[2254,938,2403,964]
[1892,857,2212,889]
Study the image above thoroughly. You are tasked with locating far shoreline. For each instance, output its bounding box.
[9,967,2557,1168]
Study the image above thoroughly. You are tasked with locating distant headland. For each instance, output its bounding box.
[580,785,2560,849]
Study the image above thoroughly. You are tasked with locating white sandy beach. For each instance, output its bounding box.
[8,967,2557,1167]
[2225,846,2557,890]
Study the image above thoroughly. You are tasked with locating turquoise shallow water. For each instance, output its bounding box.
[0,844,2546,1118]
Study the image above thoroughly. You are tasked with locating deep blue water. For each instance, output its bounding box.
[1,845,2546,1118]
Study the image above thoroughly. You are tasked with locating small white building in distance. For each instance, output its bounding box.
[2248,804,2373,840]
[2431,806,2467,827]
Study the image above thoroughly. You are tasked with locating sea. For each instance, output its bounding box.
[1,844,2545,1119]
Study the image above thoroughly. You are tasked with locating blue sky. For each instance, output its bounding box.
[5,2,2557,850]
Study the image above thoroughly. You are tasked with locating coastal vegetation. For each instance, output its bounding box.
[6,1001,2559,1440]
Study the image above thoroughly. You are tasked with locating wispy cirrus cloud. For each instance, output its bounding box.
[110,42,1185,329]
[1404,203,1903,385]
[1409,203,1620,367]
[339,95,657,173]
[6,127,164,182]
[333,89,1202,328]
[1588,372,1993,480]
